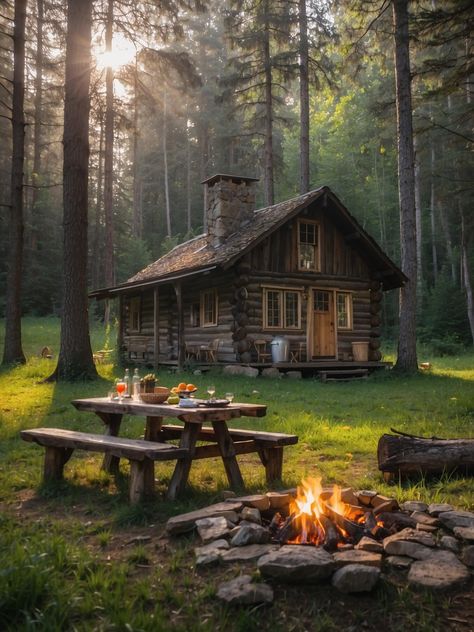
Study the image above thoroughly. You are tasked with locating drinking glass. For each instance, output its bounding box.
[225,392,234,404]
[116,380,127,402]
[207,385,216,401]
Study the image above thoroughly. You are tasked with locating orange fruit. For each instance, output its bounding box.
[178,382,187,391]
[171,386,179,394]
[186,383,196,392]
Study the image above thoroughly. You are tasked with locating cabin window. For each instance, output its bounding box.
[190,302,200,327]
[129,297,141,332]
[263,287,301,330]
[200,289,218,327]
[336,292,353,329]
[298,220,320,271]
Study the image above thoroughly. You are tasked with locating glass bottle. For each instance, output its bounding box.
[132,368,141,401]
[123,368,131,397]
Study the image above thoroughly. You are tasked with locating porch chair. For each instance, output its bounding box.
[253,339,272,363]
[290,342,306,363]
[200,338,221,363]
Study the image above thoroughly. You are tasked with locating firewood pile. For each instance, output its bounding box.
[166,478,474,605]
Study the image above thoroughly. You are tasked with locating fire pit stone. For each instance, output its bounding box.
[401,500,428,513]
[216,574,274,606]
[331,563,381,593]
[355,536,384,553]
[258,545,335,582]
[333,549,382,567]
[407,550,471,590]
[196,516,234,543]
[230,524,270,547]
[240,507,262,524]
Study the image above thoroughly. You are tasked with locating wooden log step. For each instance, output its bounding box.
[319,369,369,382]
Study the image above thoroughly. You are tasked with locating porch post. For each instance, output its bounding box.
[153,287,160,371]
[174,281,185,371]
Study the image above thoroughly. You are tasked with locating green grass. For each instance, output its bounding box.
[0,317,473,631]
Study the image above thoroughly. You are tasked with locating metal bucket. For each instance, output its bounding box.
[271,337,289,363]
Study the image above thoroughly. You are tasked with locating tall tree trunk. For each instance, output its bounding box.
[299,0,310,194]
[103,0,115,326]
[413,133,422,292]
[92,109,104,290]
[49,0,96,381]
[263,0,274,206]
[2,0,27,366]
[429,142,438,283]
[393,0,418,373]
[186,104,192,233]
[461,208,474,343]
[438,199,456,283]
[163,88,171,237]
[132,56,142,239]
[31,0,43,247]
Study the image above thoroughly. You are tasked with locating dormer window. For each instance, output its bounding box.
[298,220,320,272]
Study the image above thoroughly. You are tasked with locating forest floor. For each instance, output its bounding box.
[0,317,473,631]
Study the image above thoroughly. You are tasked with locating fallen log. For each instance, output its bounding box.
[378,429,474,482]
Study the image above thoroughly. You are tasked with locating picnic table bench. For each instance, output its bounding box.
[21,428,186,503]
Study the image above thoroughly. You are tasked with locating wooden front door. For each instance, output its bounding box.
[312,289,336,358]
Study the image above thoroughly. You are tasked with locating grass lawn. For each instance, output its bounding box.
[0,317,473,631]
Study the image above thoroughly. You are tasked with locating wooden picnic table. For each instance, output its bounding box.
[72,397,268,499]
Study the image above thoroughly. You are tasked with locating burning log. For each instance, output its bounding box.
[322,501,366,542]
[378,429,474,481]
[318,514,340,551]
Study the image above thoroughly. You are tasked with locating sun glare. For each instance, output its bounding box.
[96,33,136,71]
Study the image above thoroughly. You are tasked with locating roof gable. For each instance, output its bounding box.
[92,186,406,297]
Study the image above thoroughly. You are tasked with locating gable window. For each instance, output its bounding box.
[298,220,320,271]
[336,292,353,329]
[200,289,218,327]
[129,297,141,332]
[263,287,302,330]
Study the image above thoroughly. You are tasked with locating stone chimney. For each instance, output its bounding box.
[203,174,259,247]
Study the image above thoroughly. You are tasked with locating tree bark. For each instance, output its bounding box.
[31,0,43,232]
[103,0,115,324]
[132,56,142,239]
[413,133,422,292]
[263,0,274,206]
[163,88,171,237]
[92,109,104,290]
[49,0,96,381]
[429,141,438,283]
[461,208,474,343]
[299,0,310,194]
[392,0,418,373]
[2,0,27,366]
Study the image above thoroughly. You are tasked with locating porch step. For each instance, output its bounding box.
[319,368,369,382]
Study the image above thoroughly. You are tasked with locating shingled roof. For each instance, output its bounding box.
[90,186,406,298]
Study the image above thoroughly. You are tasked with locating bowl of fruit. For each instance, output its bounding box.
[172,382,198,399]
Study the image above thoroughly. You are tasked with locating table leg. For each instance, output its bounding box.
[145,416,163,442]
[166,422,201,500]
[96,412,122,474]
[211,420,245,490]
[143,416,163,490]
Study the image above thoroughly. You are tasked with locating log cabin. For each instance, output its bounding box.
[91,174,406,372]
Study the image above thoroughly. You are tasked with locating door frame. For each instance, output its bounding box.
[306,286,338,359]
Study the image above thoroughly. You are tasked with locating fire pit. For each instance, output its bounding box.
[166,475,474,602]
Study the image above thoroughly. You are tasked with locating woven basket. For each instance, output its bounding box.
[140,387,170,404]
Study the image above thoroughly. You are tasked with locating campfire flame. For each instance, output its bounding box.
[279,476,378,548]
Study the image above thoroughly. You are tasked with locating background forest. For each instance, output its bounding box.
[0,0,472,351]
